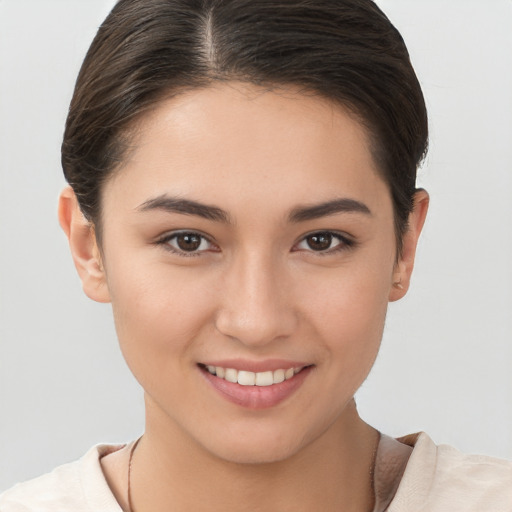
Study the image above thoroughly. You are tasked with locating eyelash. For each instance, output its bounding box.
[156,231,218,258]
[156,230,355,257]
[293,231,356,256]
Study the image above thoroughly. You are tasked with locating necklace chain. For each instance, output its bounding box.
[126,432,380,512]
[126,436,141,512]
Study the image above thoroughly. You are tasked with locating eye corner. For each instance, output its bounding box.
[292,230,357,256]
[155,230,220,257]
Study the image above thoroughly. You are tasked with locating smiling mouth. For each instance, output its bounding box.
[199,364,308,386]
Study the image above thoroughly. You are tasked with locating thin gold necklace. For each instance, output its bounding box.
[369,431,381,512]
[126,432,381,512]
[126,437,141,512]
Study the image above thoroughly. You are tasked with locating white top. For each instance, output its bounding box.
[1,432,511,511]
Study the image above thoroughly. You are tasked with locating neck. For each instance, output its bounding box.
[130,398,379,512]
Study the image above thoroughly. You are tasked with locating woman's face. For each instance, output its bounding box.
[77,83,410,463]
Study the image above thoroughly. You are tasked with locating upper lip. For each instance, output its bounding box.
[199,359,310,373]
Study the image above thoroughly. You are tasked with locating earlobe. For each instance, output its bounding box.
[389,189,429,302]
[58,186,111,303]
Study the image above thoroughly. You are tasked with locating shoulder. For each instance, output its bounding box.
[0,444,125,512]
[389,432,512,512]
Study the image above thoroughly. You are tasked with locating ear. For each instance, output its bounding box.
[389,189,429,302]
[58,186,111,303]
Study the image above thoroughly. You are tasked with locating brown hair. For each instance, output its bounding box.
[62,0,428,251]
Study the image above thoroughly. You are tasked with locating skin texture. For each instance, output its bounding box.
[59,83,428,512]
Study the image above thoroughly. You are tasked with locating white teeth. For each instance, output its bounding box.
[255,371,273,386]
[238,370,255,386]
[224,368,238,383]
[205,365,305,386]
[273,369,285,384]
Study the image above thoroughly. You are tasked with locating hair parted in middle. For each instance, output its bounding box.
[62,0,428,252]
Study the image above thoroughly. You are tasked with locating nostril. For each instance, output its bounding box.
[214,306,297,347]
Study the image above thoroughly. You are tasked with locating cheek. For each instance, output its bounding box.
[105,259,217,379]
[299,260,391,369]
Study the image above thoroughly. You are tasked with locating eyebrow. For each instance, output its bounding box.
[288,198,372,222]
[137,195,232,224]
[136,195,371,224]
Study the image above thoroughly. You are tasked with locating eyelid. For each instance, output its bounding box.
[292,230,356,255]
[156,229,219,257]
[155,229,355,257]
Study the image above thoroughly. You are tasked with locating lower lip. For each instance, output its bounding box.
[200,366,313,410]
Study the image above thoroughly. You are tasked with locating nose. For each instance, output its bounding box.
[214,251,298,347]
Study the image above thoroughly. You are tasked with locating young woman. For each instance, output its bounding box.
[1,0,510,510]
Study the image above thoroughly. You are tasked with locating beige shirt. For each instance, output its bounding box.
[1,432,511,511]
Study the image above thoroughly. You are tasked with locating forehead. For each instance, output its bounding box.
[104,82,391,218]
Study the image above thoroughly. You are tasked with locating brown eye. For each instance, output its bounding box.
[176,233,202,251]
[161,231,214,255]
[306,232,334,251]
[294,231,352,255]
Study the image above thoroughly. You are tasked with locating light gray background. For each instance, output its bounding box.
[1,0,511,490]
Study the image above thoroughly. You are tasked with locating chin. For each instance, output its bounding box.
[195,421,321,466]
[208,439,301,465]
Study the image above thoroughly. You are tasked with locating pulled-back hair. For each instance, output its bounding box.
[62,0,428,251]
